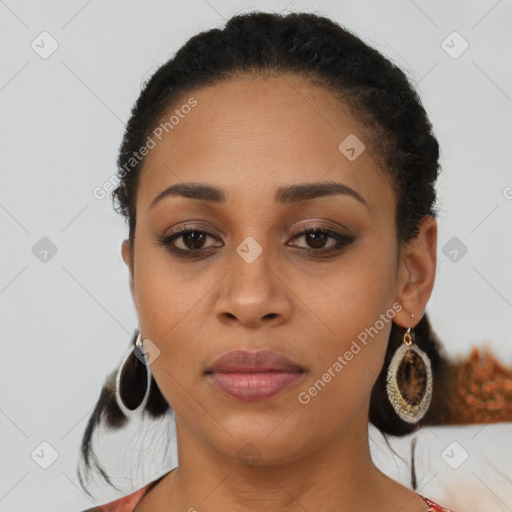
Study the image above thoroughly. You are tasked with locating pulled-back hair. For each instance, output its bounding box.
[79,10,457,497]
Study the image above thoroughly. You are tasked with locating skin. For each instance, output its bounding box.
[121,73,437,512]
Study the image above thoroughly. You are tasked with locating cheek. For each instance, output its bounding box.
[294,241,396,406]
[133,242,202,333]
[132,251,200,378]
[133,266,205,413]
[296,317,391,433]
[294,240,396,341]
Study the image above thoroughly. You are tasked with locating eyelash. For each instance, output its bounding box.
[157,223,355,259]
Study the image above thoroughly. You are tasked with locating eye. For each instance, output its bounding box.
[158,225,220,255]
[157,223,355,258]
[287,225,355,253]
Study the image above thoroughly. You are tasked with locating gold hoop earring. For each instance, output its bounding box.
[386,313,433,423]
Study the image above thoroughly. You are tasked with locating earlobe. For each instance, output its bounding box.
[394,215,437,328]
[121,239,132,268]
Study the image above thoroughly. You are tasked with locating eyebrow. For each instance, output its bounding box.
[150,181,369,210]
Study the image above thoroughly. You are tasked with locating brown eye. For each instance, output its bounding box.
[178,230,207,250]
[288,227,355,253]
[297,230,330,249]
[158,225,221,255]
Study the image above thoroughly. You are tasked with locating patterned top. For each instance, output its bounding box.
[82,481,453,511]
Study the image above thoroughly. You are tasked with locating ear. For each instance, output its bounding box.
[121,239,135,301]
[394,215,437,327]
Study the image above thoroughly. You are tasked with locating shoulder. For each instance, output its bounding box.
[80,485,150,512]
[419,494,454,512]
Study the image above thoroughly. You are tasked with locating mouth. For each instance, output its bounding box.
[205,349,306,401]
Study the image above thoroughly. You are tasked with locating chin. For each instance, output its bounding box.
[204,424,313,468]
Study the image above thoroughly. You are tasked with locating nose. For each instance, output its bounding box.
[214,252,292,329]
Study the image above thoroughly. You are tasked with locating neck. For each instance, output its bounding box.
[140,410,398,511]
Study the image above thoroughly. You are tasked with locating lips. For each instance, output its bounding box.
[205,349,306,401]
[207,349,304,373]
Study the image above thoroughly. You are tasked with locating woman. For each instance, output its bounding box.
[79,10,456,511]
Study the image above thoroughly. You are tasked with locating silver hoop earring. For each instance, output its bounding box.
[386,314,433,423]
[114,331,152,418]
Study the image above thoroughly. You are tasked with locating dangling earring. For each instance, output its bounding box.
[386,313,433,423]
[114,330,152,418]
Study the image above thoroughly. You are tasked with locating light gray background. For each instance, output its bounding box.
[1,1,511,511]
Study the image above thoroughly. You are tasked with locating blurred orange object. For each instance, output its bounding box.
[453,346,512,424]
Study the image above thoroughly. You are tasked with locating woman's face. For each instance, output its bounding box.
[122,73,434,465]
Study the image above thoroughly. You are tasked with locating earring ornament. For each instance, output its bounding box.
[386,313,433,423]
[114,331,152,418]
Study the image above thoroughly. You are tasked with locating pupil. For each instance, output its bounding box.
[186,231,204,249]
[307,232,327,249]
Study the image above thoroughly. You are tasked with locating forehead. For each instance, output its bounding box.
[137,74,395,216]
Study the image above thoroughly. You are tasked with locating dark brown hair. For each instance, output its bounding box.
[79,10,455,497]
